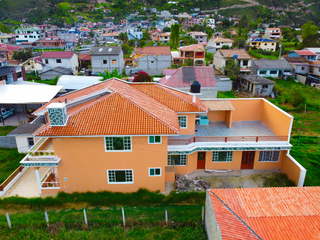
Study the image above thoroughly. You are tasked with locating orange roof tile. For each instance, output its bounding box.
[131,83,207,112]
[35,79,181,136]
[209,187,320,240]
[180,44,205,52]
[134,46,171,56]
[202,100,235,111]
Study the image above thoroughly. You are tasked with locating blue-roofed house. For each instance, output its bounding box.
[249,38,277,52]
[288,50,317,61]
[127,29,143,41]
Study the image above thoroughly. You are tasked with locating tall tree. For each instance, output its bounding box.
[301,21,319,41]
[170,24,180,49]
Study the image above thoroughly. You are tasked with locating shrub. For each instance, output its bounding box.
[133,71,151,82]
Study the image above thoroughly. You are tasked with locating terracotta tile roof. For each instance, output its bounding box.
[35,79,181,136]
[159,66,217,88]
[202,100,235,111]
[180,44,205,52]
[135,46,171,56]
[284,56,309,63]
[208,191,260,239]
[293,50,317,56]
[219,49,252,59]
[131,83,207,112]
[209,187,320,240]
[78,53,91,61]
[211,37,234,43]
[40,51,75,59]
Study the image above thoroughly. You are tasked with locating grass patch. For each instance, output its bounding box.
[263,172,295,187]
[0,189,205,210]
[0,222,207,239]
[217,90,237,98]
[290,136,320,186]
[220,0,248,8]
[248,50,279,60]
[0,126,17,136]
[0,148,25,183]
[27,78,58,85]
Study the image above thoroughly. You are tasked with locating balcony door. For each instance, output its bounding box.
[241,151,255,169]
[197,152,206,169]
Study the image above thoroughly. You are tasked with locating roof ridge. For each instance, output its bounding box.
[163,67,182,85]
[114,88,180,134]
[209,189,262,240]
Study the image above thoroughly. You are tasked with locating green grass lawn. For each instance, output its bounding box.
[220,0,248,7]
[248,50,279,60]
[0,126,17,136]
[217,91,237,98]
[0,148,25,183]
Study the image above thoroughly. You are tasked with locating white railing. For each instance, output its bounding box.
[41,168,52,183]
[28,150,56,158]
[28,137,48,154]
[41,182,60,188]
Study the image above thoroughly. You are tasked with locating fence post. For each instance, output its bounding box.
[122,207,125,227]
[202,206,205,223]
[165,210,168,224]
[83,208,88,225]
[6,213,11,228]
[45,211,49,227]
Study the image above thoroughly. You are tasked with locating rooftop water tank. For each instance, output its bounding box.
[190,80,201,94]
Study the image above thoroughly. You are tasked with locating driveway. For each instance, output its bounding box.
[1,113,29,126]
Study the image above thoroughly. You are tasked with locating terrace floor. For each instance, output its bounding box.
[170,121,275,140]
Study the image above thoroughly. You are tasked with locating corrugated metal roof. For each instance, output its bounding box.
[209,187,320,240]
[40,51,75,59]
[90,46,122,55]
[253,59,294,70]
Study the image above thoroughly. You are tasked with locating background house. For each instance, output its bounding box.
[174,44,205,66]
[288,50,317,61]
[15,27,41,44]
[206,37,234,50]
[264,27,282,40]
[90,46,124,74]
[41,51,78,75]
[240,75,275,96]
[252,59,294,78]
[249,38,276,52]
[189,32,207,44]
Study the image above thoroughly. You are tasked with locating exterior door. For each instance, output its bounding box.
[241,151,255,169]
[197,152,206,169]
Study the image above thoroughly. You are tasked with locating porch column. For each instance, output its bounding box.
[34,167,42,195]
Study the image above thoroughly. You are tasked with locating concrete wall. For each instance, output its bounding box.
[0,136,17,148]
[213,51,225,71]
[216,80,232,92]
[91,51,124,73]
[280,153,306,186]
[53,136,168,193]
[179,87,218,99]
[135,55,171,76]
[296,74,307,84]
[205,190,222,240]
[15,135,33,153]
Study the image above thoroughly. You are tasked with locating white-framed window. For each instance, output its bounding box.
[149,167,161,176]
[107,170,133,184]
[105,136,131,151]
[212,151,233,162]
[167,155,187,166]
[178,116,187,128]
[27,137,34,149]
[148,136,161,144]
[259,151,280,162]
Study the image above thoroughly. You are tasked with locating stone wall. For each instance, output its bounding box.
[0,136,17,148]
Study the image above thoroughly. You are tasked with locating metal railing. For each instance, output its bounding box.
[168,136,288,145]
[0,166,24,191]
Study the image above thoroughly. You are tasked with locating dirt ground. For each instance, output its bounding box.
[163,170,281,194]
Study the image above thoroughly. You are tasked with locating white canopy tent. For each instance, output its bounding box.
[57,75,103,90]
[0,85,62,104]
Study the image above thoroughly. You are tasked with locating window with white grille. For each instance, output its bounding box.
[259,151,280,162]
[108,170,133,183]
[212,151,233,162]
[167,155,187,165]
[105,137,131,151]
[178,116,187,128]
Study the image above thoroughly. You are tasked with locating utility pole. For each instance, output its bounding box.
[279,43,282,59]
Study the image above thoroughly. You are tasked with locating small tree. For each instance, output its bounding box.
[223,58,240,77]
[133,71,151,82]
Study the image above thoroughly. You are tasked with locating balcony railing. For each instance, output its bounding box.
[41,168,60,189]
[168,136,288,145]
[28,150,55,158]
[0,166,24,191]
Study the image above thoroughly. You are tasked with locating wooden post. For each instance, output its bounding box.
[202,206,205,223]
[225,137,227,143]
[6,213,11,228]
[122,207,125,227]
[256,136,259,142]
[165,210,168,224]
[45,211,49,227]
[83,208,88,225]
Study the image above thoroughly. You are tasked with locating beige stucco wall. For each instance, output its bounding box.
[53,136,168,193]
[280,153,302,186]
[253,150,286,170]
[178,113,195,135]
[15,135,32,153]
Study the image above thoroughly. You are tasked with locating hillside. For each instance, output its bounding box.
[0,0,319,27]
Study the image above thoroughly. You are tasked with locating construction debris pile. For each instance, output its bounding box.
[174,175,210,192]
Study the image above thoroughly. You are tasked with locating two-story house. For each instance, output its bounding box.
[264,27,282,40]
[15,27,41,44]
[213,49,253,74]
[38,36,66,47]
[127,46,171,76]
[249,38,277,52]
[0,59,27,84]
[173,44,205,66]
[90,46,124,74]
[252,59,294,78]
[158,33,170,44]
[23,78,302,195]
[189,32,208,44]
[40,51,79,79]
[127,30,143,41]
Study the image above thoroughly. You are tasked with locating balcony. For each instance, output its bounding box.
[20,138,61,167]
[168,121,290,152]
[41,167,60,189]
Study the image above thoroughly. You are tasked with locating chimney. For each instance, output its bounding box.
[190,80,201,103]
[47,103,68,126]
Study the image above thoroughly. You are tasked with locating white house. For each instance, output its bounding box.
[15,27,41,44]
[207,37,234,49]
[40,51,79,75]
